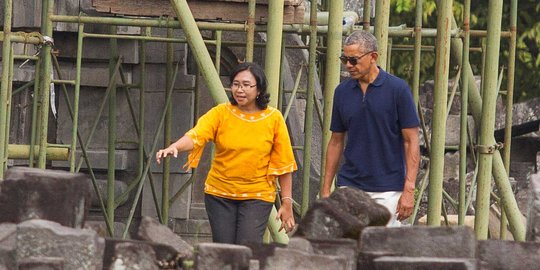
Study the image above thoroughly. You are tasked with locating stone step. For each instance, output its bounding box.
[52,150,130,171]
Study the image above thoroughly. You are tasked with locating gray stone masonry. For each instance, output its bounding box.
[287,237,314,254]
[526,173,540,241]
[359,226,477,268]
[87,179,128,208]
[537,150,540,172]
[373,256,477,270]
[54,32,139,64]
[295,187,390,240]
[307,238,358,270]
[264,247,350,270]
[135,216,193,261]
[18,257,64,270]
[108,242,159,270]
[0,167,91,228]
[52,150,130,171]
[194,243,252,270]
[0,223,17,270]
[16,219,104,270]
[103,238,179,269]
[141,173,192,220]
[478,240,540,270]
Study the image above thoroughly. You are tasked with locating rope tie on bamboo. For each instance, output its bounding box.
[15,32,46,68]
[476,142,504,154]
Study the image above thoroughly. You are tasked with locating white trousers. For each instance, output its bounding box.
[365,191,403,227]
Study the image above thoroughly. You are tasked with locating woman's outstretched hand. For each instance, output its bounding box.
[276,199,295,233]
[155,145,178,164]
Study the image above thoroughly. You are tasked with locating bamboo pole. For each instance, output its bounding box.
[500,0,518,240]
[301,0,318,217]
[265,0,284,108]
[7,145,68,160]
[412,0,423,105]
[320,0,343,194]
[37,0,54,168]
[162,27,174,224]
[168,0,228,104]
[427,0,452,226]
[374,0,390,69]
[0,0,13,178]
[107,25,119,236]
[362,0,371,30]
[474,0,504,240]
[69,23,84,172]
[459,0,471,225]
[246,0,256,62]
[449,12,524,242]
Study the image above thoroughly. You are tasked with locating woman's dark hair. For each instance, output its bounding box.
[228,62,270,109]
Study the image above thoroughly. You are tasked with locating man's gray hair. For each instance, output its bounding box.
[344,30,378,52]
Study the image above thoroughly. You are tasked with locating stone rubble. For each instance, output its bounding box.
[1,167,540,269]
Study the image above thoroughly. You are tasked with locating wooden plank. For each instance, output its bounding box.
[91,0,305,24]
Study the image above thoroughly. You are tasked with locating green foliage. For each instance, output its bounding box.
[386,0,540,101]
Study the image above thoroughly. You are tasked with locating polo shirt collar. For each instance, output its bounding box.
[370,66,388,87]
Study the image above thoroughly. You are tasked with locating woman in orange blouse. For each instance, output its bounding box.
[156,62,297,244]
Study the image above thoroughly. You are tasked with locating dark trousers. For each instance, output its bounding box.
[204,194,273,245]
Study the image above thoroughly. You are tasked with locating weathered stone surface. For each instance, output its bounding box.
[141,173,192,220]
[0,223,17,270]
[135,216,193,260]
[109,242,159,270]
[52,150,130,170]
[132,63,195,92]
[359,227,476,259]
[16,219,104,270]
[373,256,477,270]
[54,32,139,64]
[19,257,64,270]
[295,187,390,240]
[0,0,41,28]
[420,77,484,116]
[526,173,540,241]
[88,179,128,208]
[244,242,285,270]
[478,240,540,270]
[264,247,349,270]
[172,218,212,245]
[495,97,540,131]
[0,167,91,228]
[103,238,179,270]
[141,28,186,64]
[83,221,127,238]
[307,238,357,270]
[194,243,252,270]
[536,150,540,173]
[445,114,476,146]
[287,237,313,254]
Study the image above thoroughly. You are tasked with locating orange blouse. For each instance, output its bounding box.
[185,103,297,203]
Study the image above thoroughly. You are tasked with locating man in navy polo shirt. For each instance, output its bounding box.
[320,30,420,226]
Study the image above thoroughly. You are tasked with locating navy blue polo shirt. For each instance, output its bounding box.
[330,68,419,192]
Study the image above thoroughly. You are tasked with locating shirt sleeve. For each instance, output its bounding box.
[330,87,346,132]
[183,104,222,169]
[397,84,420,129]
[267,111,297,178]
